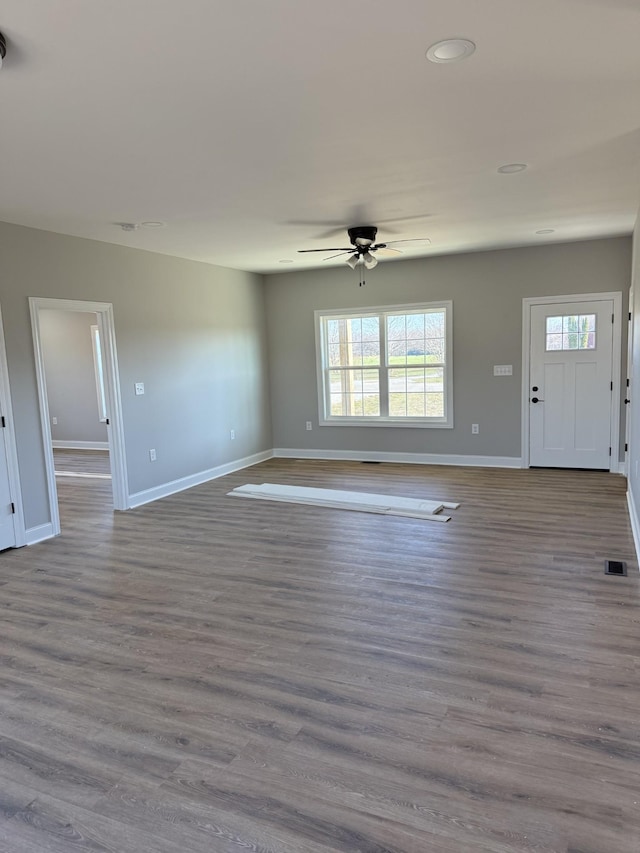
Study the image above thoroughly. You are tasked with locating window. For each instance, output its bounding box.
[545,314,596,351]
[315,302,453,427]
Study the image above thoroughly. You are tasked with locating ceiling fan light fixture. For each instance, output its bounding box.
[363,252,378,270]
[346,254,360,269]
[0,32,6,69]
[426,38,475,64]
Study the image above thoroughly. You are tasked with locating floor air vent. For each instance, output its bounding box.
[604,560,627,576]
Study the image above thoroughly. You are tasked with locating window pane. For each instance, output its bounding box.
[327,317,380,366]
[406,314,425,338]
[389,368,407,393]
[425,312,445,337]
[579,314,596,332]
[389,393,407,416]
[387,368,445,418]
[387,315,406,341]
[426,394,444,417]
[424,338,445,363]
[546,314,597,351]
[388,339,407,365]
[328,369,379,416]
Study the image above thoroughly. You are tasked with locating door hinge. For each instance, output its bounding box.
[612,313,615,324]
[625,443,629,452]
[105,418,110,425]
[609,447,612,456]
[10,503,15,514]
[1,416,5,428]
[629,312,632,322]
[611,381,613,391]
[627,378,630,387]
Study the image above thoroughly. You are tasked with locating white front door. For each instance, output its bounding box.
[0,419,16,550]
[529,299,614,469]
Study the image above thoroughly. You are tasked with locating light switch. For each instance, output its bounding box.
[493,365,513,376]
[135,382,145,395]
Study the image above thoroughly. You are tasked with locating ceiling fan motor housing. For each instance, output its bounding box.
[348,225,378,248]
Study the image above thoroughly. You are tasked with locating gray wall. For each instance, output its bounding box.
[0,221,272,530]
[265,238,631,459]
[39,309,108,445]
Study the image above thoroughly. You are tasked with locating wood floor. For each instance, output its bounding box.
[1,460,639,852]
[53,448,111,476]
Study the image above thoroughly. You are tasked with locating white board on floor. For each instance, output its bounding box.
[228,483,459,522]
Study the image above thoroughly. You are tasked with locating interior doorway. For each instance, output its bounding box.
[30,298,129,535]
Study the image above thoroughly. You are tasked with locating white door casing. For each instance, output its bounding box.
[522,292,622,472]
[0,425,16,550]
[29,298,129,536]
[0,304,25,549]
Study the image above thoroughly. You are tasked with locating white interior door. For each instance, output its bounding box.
[0,421,16,550]
[529,299,614,469]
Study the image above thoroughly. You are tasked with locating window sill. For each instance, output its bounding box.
[319,418,454,429]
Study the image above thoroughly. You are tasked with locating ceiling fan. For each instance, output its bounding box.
[298,226,430,270]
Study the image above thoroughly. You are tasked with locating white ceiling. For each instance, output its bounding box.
[1,0,639,273]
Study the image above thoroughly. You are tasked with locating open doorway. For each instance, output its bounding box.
[39,309,112,483]
[30,298,128,535]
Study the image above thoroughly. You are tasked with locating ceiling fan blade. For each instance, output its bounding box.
[376,247,403,255]
[323,251,354,261]
[382,238,431,246]
[297,247,352,253]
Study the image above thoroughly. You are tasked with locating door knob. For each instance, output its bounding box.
[531,397,544,403]
[625,399,631,404]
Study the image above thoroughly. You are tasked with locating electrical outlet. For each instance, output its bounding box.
[149,448,156,461]
[472,423,479,434]
[135,382,145,396]
[306,421,313,431]
[52,416,58,425]
[230,429,235,440]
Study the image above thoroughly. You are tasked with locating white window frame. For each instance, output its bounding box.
[314,301,453,428]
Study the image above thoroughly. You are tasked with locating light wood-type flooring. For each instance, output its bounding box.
[53,448,111,477]
[1,459,639,852]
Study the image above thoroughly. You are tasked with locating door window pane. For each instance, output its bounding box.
[546,315,596,351]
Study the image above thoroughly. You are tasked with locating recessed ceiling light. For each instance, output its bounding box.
[426,39,476,64]
[536,229,555,235]
[141,221,166,228]
[497,163,528,174]
[279,259,294,264]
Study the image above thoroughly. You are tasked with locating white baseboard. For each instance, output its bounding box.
[128,449,274,509]
[52,441,109,451]
[626,488,640,570]
[272,448,523,468]
[25,522,56,545]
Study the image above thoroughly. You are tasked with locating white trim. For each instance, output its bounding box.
[128,450,273,509]
[521,291,623,472]
[52,440,109,451]
[626,488,640,571]
[25,522,55,545]
[0,304,26,547]
[314,301,453,429]
[29,297,130,535]
[272,448,522,468]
